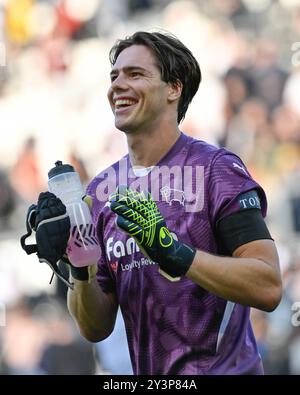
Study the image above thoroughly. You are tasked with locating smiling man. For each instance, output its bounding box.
[66,31,282,375]
[109,47,171,135]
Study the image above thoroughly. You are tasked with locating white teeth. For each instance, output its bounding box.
[115,99,136,106]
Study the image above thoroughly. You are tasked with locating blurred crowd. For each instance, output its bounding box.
[0,0,300,375]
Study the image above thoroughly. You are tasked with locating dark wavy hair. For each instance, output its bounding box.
[109,31,201,124]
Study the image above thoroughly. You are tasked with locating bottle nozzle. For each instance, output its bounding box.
[48,161,75,179]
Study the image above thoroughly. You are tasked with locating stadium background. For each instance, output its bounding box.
[0,0,300,375]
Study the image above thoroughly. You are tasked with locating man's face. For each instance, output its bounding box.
[107,45,171,133]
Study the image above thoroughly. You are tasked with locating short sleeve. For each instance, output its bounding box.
[96,253,116,294]
[208,152,267,227]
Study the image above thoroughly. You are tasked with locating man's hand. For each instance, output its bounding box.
[20,192,97,287]
[34,192,70,265]
[109,186,196,281]
[20,192,73,288]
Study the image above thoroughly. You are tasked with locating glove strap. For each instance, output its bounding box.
[60,256,97,283]
[40,257,74,290]
[71,265,97,283]
[20,204,38,255]
[159,241,196,279]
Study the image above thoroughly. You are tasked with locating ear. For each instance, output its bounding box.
[167,80,182,103]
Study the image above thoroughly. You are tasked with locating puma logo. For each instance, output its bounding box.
[233,162,247,175]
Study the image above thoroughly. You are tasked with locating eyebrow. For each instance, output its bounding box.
[110,66,148,78]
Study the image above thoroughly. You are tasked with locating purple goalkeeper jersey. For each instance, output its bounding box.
[87,133,266,375]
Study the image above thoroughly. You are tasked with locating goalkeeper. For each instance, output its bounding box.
[38,32,282,374]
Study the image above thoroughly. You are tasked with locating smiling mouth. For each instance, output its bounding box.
[114,99,138,112]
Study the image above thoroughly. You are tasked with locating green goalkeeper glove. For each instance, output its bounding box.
[109,186,196,281]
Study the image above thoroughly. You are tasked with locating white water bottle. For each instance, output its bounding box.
[48,161,101,267]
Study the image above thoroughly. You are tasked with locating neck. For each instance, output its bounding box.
[126,125,181,167]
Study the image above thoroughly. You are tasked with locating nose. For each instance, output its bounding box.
[110,73,128,92]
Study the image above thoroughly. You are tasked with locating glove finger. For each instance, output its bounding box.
[40,194,64,212]
[109,185,128,203]
[38,191,55,202]
[110,187,162,228]
[38,204,64,220]
[110,200,147,225]
[109,185,145,202]
[110,187,150,217]
[119,186,159,215]
[36,192,67,225]
[38,192,63,210]
[116,214,144,243]
[111,199,164,235]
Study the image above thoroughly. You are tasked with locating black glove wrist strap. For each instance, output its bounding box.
[70,265,89,281]
[159,241,196,278]
[60,256,90,281]
[20,204,38,255]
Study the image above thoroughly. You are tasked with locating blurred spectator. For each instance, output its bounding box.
[222,98,271,164]
[10,136,44,202]
[205,0,252,31]
[69,150,90,186]
[249,39,288,112]
[271,105,300,145]
[0,299,46,374]
[284,70,300,116]
[0,169,16,227]
[0,294,98,375]
[128,0,153,14]
[223,67,251,115]
[5,0,35,45]
[54,0,83,39]
[40,36,69,75]
[96,0,129,37]
[35,297,97,375]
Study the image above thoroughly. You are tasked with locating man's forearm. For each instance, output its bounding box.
[67,278,117,342]
[186,240,282,312]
